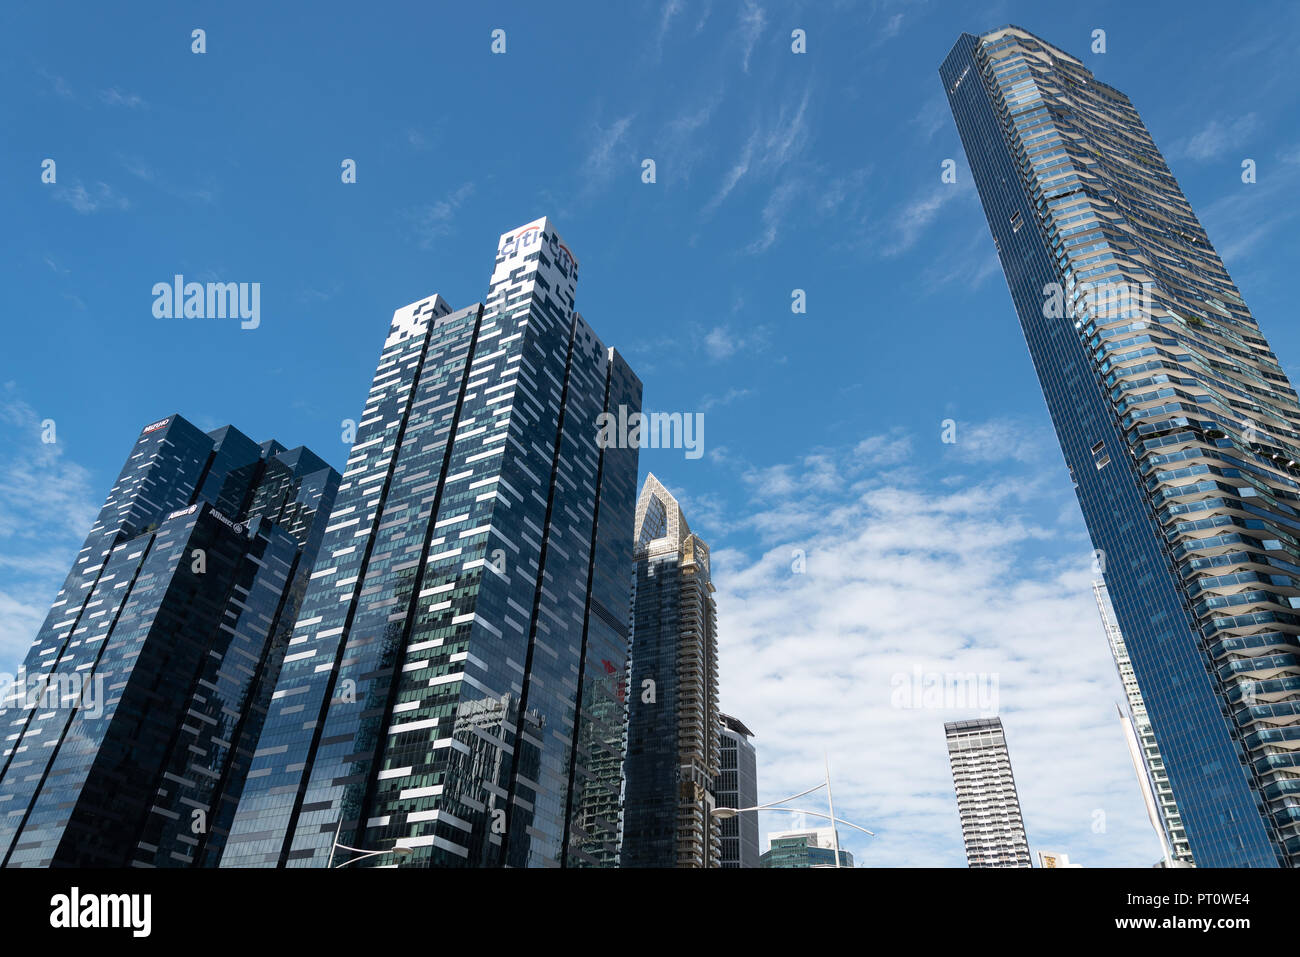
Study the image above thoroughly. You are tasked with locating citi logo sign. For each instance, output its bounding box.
[551,235,577,278]
[498,225,578,281]
[498,224,542,260]
[152,275,261,329]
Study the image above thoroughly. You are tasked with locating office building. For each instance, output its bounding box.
[760,828,853,868]
[717,713,759,868]
[220,217,642,868]
[943,24,1300,866]
[1093,580,1194,865]
[0,415,338,866]
[944,717,1032,868]
[621,474,721,867]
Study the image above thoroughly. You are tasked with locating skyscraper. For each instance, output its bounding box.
[621,474,721,867]
[759,828,854,868]
[0,415,338,867]
[943,25,1300,867]
[219,217,642,869]
[717,713,759,868]
[1093,580,1194,865]
[944,717,1032,868]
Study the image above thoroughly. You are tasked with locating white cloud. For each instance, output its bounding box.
[944,417,1054,465]
[52,181,130,215]
[704,86,812,241]
[703,323,771,361]
[404,182,475,249]
[738,0,766,73]
[0,386,100,672]
[653,0,685,54]
[704,133,756,214]
[699,387,753,412]
[99,87,146,109]
[885,185,962,256]
[1197,151,1300,267]
[745,177,802,253]
[582,114,635,189]
[707,428,1160,866]
[1180,113,1259,162]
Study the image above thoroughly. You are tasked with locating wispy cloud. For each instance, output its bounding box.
[943,416,1054,465]
[920,223,1000,291]
[52,180,130,215]
[704,133,756,214]
[699,387,753,412]
[403,182,475,249]
[738,0,767,73]
[746,178,802,253]
[39,69,74,100]
[911,94,950,142]
[581,114,635,191]
[99,87,146,109]
[882,183,965,257]
[652,0,685,57]
[116,153,156,182]
[1178,113,1259,162]
[658,92,723,187]
[1198,146,1300,266]
[704,322,772,361]
[704,85,811,218]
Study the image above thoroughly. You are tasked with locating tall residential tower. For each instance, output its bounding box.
[220,217,642,869]
[1093,580,1194,865]
[944,717,1032,868]
[621,474,721,867]
[943,25,1300,867]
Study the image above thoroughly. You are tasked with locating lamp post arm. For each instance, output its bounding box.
[334,842,387,855]
[333,848,394,868]
[764,782,827,807]
[722,804,875,837]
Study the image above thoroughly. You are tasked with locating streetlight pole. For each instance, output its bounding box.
[712,758,871,867]
[329,827,415,868]
[825,753,842,868]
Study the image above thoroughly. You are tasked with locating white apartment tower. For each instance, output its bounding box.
[944,717,1032,867]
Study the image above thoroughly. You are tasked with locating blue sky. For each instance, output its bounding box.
[2,0,1299,867]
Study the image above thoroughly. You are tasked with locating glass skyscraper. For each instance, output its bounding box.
[219,217,642,869]
[944,717,1032,868]
[621,474,721,867]
[759,828,853,868]
[0,415,338,867]
[717,713,759,868]
[943,25,1300,867]
[1093,580,1194,864]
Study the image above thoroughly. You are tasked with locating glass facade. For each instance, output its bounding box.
[943,26,1298,867]
[0,416,338,867]
[1093,580,1194,864]
[621,475,721,867]
[716,713,759,868]
[759,829,853,869]
[219,217,642,868]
